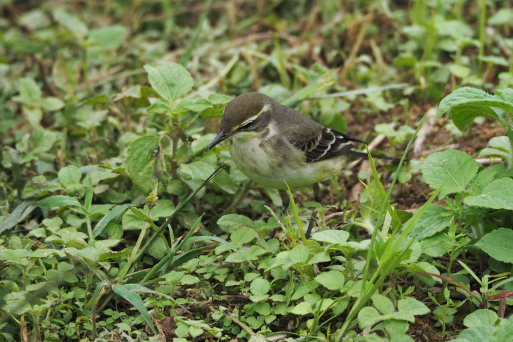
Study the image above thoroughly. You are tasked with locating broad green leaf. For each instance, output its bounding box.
[421,150,479,198]
[468,168,500,195]
[144,63,193,101]
[126,135,160,192]
[314,271,345,290]
[249,278,270,302]
[41,97,64,111]
[408,204,453,240]
[35,196,82,208]
[288,244,309,265]
[375,123,397,137]
[14,78,42,106]
[357,306,383,329]
[453,327,495,342]
[180,274,200,285]
[58,165,83,194]
[463,309,498,328]
[397,298,429,316]
[255,302,271,316]
[372,294,395,315]
[438,87,513,130]
[89,25,126,50]
[32,127,59,155]
[217,214,255,233]
[179,161,216,181]
[475,228,513,263]
[479,56,510,67]
[289,302,313,315]
[93,204,130,238]
[53,8,88,40]
[464,178,513,210]
[230,227,256,248]
[311,230,349,245]
[18,10,50,31]
[489,8,513,25]
[0,249,32,261]
[146,99,172,114]
[449,64,470,78]
[151,199,175,219]
[478,136,512,167]
[112,284,156,334]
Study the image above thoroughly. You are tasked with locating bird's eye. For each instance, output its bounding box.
[238,120,254,131]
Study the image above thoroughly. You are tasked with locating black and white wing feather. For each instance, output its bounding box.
[293,127,362,163]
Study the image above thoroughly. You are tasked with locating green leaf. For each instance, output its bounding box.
[14,78,42,106]
[0,249,32,261]
[180,274,200,285]
[146,99,172,114]
[112,284,156,334]
[314,271,345,290]
[408,204,453,240]
[311,230,349,246]
[463,309,498,328]
[449,64,470,78]
[372,294,395,315]
[58,165,83,194]
[438,87,513,130]
[179,161,216,181]
[151,199,175,219]
[80,94,111,107]
[144,63,193,101]
[93,204,130,238]
[489,8,513,25]
[478,136,512,167]
[230,227,256,248]
[475,228,513,263]
[249,278,270,302]
[89,25,126,50]
[0,199,36,234]
[126,135,160,192]
[53,8,88,40]
[288,244,309,265]
[35,196,82,208]
[421,150,479,198]
[464,178,513,210]
[41,97,65,111]
[289,302,313,315]
[397,298,429,316]
[357,306,383,329]
[254,302,271,316]
[217,214,255,233]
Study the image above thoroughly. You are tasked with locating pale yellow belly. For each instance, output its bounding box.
[227,133,346,190]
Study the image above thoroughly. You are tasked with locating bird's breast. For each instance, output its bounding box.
[227,132,346,189]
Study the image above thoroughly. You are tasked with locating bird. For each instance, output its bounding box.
[206,92,387,238]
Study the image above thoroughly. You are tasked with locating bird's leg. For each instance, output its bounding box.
[305,183,321,238]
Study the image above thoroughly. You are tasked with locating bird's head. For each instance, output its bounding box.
[206,92,273,151]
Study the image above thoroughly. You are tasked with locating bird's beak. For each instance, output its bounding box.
[206,131,228,151]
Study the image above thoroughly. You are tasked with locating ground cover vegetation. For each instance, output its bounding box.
[1,0,513,341]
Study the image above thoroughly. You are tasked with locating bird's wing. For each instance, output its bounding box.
[292,126,360,163]
[275,103,364,163]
